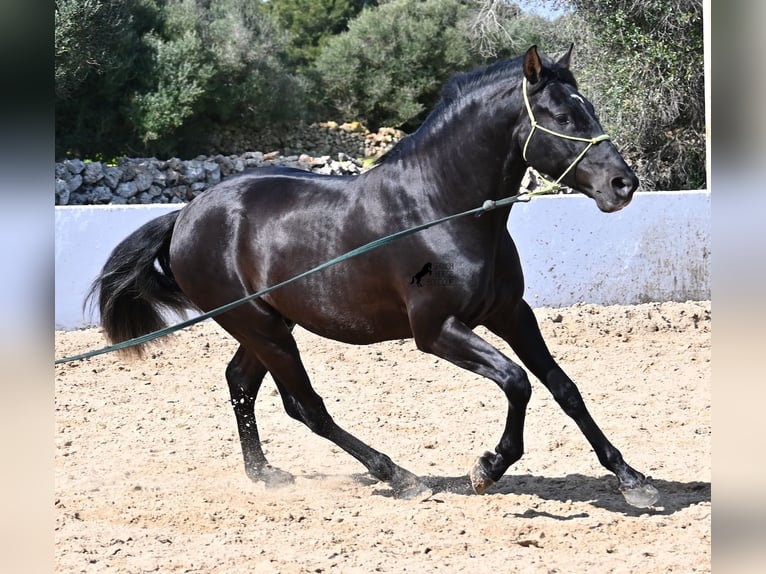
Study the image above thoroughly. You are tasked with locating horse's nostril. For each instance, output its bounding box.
[611,174,637,198]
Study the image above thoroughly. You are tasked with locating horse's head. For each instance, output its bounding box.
[517,45,638,213]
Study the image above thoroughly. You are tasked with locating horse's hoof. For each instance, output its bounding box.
[396,479,433,501]
[392,469,433,500]
[246,465,295,488]
[620,480,660,508]
[469,451,496,495]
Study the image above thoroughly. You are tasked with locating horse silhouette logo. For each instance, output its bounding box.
[410,262,433,287]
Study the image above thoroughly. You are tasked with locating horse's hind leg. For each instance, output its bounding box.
[225,346,295,487]
[486,300,659,508]
[224,304,431,499]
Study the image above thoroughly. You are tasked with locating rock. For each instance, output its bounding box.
[147,185,163,197]
[181,161,206,184]
[119,162,137,182]
[103,167,121,189]
[203,162,221,185]
[53,125,403,204]
[216,157,236,177]
[133,170,153,192]
[190,182,207,197]
[55,163,69,179]
[152,169,167,187]
[341,121,365,133]
[116,181,138,199]
[171,185,189,200]
[164,169,180,185]
[82,162,104,184]
[243,151,263,161]
[66,174,83,193]
[66,158,85,175]
[55,179,70,205]
[67,191,89,205]
[89,186,113,204]
[166,157,183,170]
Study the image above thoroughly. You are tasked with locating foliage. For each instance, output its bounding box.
[556,0,706,189]
[266,0,377,69]
[130,28,213,148]
[55,0,306,159]
[312,0,552,129]
[55,0,134,98]
[466,0,563,58]
[55,0,160,158]
[55,0,705,190]
[129,0,307,157]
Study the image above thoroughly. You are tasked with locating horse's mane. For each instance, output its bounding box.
[372,50,576,167]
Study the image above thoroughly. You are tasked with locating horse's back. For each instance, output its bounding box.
[167,167,414,342]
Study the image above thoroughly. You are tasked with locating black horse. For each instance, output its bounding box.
[410,262,433,287]
[88,46,658,507]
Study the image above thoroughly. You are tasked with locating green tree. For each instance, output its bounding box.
[55,0,308,159]
[130,0,308,156]
[55,0,126,98]
[313,0,472,129]
[557,0,705,189]
[266,0,377,69]
[55,0,160,158]
[313,0,555,129]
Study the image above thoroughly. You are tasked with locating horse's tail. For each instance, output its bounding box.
[85,210,194,357]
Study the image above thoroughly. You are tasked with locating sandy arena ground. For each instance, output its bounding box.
[55,300,710,573]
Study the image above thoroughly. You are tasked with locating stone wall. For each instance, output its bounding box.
[55,122,406,206]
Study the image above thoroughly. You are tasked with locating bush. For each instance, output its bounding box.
[55,0,159,159]
[266,0,377,69]
[557,0,706,190]
[313,0,477,129]
[312,0,557,130]
[130,0,309,157]
[55,0,308,159]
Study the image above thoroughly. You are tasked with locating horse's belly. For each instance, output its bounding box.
[265,288,413,345]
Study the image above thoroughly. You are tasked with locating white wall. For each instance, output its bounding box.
[55,204,183,331]
[510,190,710,307]
[55,191,710,330]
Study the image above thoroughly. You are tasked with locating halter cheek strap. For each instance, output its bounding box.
[522,77,611,190]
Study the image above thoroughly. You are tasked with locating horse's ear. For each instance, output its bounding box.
[523,45,543,84]
[556,43,574,70]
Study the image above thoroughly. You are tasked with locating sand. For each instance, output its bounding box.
[55,300,710,573]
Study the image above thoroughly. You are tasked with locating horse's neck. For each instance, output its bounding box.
[411,96,526,212]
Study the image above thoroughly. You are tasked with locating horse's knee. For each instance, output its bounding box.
[499,364,532,404]
[547,370,586,417]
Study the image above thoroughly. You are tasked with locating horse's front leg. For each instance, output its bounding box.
[413,315,533,494]
[485,299,659,508]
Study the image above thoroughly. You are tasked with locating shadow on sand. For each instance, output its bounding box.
[356,472,709,517]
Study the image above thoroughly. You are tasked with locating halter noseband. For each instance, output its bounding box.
[521,77,611,191]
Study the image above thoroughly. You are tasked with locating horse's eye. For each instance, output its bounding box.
[555,114,570,126]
